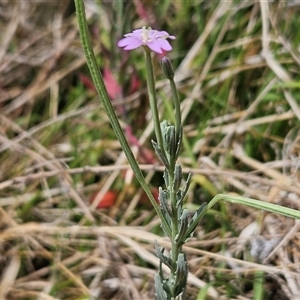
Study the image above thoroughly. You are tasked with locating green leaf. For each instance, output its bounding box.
[208,194,300,220]
[154,273,167,300]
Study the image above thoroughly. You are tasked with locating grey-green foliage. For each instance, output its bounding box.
[153,57,208,299]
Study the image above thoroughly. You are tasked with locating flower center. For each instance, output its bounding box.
[141,26,154,43]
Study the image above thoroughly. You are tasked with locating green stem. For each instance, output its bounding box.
[169,170,180,297]
[144,48,166,158]
[169,84,184,298]
[74,0,171,237]
[253,270,264,300]
[169,78,182,149]
[167,77,184,297]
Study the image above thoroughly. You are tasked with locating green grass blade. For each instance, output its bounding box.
[208,194,300,220]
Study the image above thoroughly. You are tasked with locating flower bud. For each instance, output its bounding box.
[160,56,174,79]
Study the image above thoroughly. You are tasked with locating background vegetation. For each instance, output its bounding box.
[0,1,299,299]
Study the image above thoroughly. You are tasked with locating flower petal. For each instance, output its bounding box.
[155,31,176,40]
[118,37,143,50]
[117,37,135,47]
[131,29,143,34]
[147,41,163,54]
[118,28,175,53]
[125,29,143,38]
[155,31,169,37]
[156,39,172,51]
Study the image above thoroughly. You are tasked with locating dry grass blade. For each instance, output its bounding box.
[0,253,20,299]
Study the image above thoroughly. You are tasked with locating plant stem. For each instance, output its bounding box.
[169,78,182,149]
[144,48,167,158]
[169,170,181,297]
[166,70,184,298]
[143,53,186,292]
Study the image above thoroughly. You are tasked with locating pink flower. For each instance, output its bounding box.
[117,27,175,54]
